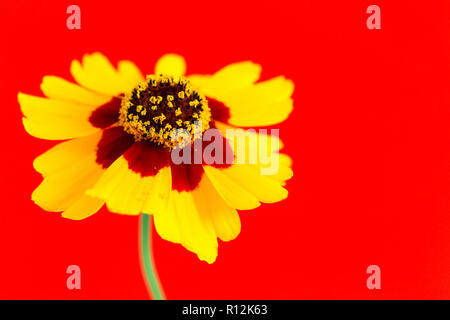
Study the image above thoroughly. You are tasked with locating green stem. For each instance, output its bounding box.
[140,214,165,300]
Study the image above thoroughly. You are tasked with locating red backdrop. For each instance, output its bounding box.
[1,0,450,299]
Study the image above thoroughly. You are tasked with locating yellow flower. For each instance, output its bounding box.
[18,52,294,263]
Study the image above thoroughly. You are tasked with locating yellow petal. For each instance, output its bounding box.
[22,118,96,141]
[186,74,211,91]
[117,60,145,92]
[88,156,171,216]
[189,62,293,126]
[34,131,102,177]
[154,54,186,77]
[61,195,104,220]
[228,98,294,127]
[32,160,102,212]
[151,190,180,242]
[71,52,130,96]
[142,166,172,215]
[221,76,294,127]
[203,166,260,210]
[192,175,241,242]
[105,163,142,215]
[32,135,104,213]
[209,61,261,93]
[188,61,261,98]
[40,76,111,106]
[215,164,288,204]
[154,189,218,263]
[214,122,292,185]
[86,155,129,200]
[125,174,157,216]
[19,93,100,140]
[269,154,294,186]
[221,76,294,107]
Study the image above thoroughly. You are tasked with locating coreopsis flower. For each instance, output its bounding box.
[19,53,293,263]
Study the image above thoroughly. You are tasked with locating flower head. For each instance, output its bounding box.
[19,52,294,263]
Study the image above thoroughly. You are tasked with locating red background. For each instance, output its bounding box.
[1,0,450,299]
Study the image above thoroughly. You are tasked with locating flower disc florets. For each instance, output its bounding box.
[119,75,211,149]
